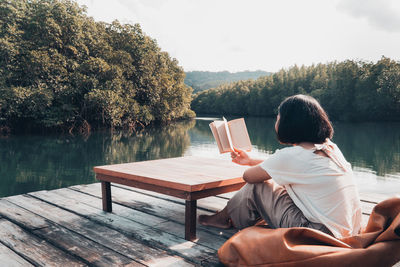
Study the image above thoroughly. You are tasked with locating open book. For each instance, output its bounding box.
[209,117,252,154]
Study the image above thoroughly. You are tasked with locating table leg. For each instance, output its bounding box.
[185,200,197,241]
[101,181,112,212]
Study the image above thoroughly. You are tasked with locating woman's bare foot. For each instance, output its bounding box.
[198,207,233,229]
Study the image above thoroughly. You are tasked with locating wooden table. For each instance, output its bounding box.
[93,156,247,241]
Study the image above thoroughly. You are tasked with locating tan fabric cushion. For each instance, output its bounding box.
[218,197,400,267]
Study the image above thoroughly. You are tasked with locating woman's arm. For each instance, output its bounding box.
[231,148,271,183]
[243,165,271,184]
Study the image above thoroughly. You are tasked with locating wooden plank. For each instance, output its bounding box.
[0,199,49,230]
[142,257,195,267]
[156,221,228,250]
[71,183,238,237]
[5,194,191,266]
[0,242,33,267]
[217,191,236,199]
[360,200,375,215]
[35,224,142,267]
[0,218,86,267]
[359,192,399,204]
[27,189,220,265]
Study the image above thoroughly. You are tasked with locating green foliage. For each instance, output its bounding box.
[185,70,271,93]
[0,0,194,133]
[192,58,400,121]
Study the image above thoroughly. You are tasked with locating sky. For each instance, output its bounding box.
[76,0,400,72]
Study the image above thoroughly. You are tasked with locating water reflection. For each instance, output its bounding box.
[0,120,195,197]
[0,117,399,198]
[333,121,400,177]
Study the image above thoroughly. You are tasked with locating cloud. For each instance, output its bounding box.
[77,0,400,71]
[337,0,400,32]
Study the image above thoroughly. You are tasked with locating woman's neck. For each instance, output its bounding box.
[296,142,329,158]
[295,142,315,149]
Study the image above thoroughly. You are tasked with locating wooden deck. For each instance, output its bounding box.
[0,183,397,266]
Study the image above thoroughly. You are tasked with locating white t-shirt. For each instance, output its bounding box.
[260,141,362,238]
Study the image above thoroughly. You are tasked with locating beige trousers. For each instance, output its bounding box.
[227,180,332,235]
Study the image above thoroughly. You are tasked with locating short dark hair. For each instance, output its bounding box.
[276,94,333,144]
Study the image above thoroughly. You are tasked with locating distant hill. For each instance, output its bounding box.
[185,70,271,93]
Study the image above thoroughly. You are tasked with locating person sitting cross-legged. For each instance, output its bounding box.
[199,94,362,239]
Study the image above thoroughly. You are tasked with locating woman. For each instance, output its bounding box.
[199,94,361,238]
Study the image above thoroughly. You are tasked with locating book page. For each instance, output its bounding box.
[223,117,234,152]
[228,118,252,151]
[213,120,232,153]
[209,122,224,153]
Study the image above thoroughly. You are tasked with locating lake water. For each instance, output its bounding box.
[1,117,399,198]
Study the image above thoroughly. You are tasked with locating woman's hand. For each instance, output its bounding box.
[231,147,264,166]
[231,148,251,166]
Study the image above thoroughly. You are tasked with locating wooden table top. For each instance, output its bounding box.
[94,156,248,192]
